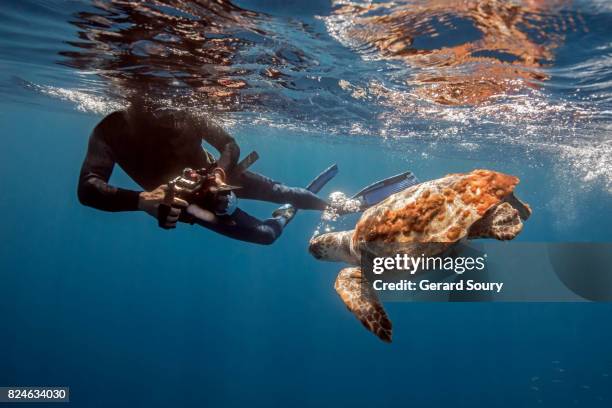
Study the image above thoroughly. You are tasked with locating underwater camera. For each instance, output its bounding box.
[157,151,259,227]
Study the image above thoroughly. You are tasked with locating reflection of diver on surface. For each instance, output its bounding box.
[77,106,332,245]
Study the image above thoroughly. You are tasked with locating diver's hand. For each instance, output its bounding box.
[138,185,188,229]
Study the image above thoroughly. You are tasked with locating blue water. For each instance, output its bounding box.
[1,1,612,407]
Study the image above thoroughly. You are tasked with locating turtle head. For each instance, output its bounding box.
[309,230,359,264]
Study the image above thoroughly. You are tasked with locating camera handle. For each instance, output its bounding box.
[157,181,177,229]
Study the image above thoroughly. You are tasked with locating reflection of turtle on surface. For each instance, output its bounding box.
[309,170,531,342]
[330,0,577,105]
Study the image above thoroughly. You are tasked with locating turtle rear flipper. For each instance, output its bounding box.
[468,202,524,240]
[335,267,392,343]
[504,193,532,220]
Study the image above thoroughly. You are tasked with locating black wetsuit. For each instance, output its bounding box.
[78,108,327,244]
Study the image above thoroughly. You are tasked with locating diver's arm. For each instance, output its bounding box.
[198,117,240,173]
[77,130,141,212]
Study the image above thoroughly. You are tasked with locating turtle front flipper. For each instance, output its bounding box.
[335,267,392,343]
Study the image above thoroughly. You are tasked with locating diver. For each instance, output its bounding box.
[77,105,334,245]
[78,103,420,244]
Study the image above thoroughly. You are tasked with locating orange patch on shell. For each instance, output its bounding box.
[357,190,446,243]
[446,226,462,241]
[453,170,519,215]
[355,170,520,243]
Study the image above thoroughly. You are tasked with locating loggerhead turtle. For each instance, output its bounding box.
[309,169,531,342]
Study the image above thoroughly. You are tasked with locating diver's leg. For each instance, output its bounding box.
[186,205,290,245]
[230,171,328,210]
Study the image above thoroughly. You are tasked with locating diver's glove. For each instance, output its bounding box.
[214,191,238,216]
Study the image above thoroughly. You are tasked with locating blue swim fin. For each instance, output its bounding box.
[306,164,339,193]
[352,171,418,208]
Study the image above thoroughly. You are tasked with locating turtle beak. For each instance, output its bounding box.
[308,235,326,260]
[309,231,357,264]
